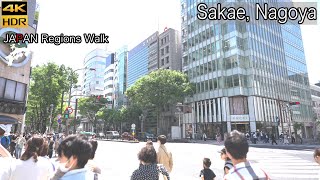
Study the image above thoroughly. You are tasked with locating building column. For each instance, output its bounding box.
[208,99,212,123]
[213,99,217,122]
[227,121,231,133]
[248,96,257,133]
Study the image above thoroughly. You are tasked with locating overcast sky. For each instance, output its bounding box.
[29,0,319,84]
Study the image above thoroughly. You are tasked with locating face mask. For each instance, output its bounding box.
[59,160,74,173]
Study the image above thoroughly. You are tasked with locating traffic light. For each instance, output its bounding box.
[64,110,69,119]
[289,102,300,106]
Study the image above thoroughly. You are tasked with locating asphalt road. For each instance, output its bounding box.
[93,140,319,180]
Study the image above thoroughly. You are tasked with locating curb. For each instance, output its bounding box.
[98,139,139,143]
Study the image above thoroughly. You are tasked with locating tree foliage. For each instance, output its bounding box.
[25,63,78,133]
[77,96,109,132]
[126,69,194,108]
[96,104,142,132]
[125,69,194,133]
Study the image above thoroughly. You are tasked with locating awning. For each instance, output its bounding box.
[0,115,19,124]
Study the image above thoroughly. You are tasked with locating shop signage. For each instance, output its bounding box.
[0,28,31,67]
[230,115,249,122]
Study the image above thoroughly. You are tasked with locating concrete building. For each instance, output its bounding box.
[180,0,313,139]
[82,49,107,96]
[147,32,160,72]
[311,83,320,136]
[113,46,128,109]
[0,0,38,132]
[103,53,115,109]
[158,28,182,71]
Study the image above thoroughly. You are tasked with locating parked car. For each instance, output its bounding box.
[80,131,96,139]
[138,132,157,142]
[96,132,105,139]
[105,131,120,139]
[121,132,134,141]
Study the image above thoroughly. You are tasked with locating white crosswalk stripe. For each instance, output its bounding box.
[248,152,319,179]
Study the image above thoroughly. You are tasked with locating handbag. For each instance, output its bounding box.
[157,164,168,180]
[159,172,168,180]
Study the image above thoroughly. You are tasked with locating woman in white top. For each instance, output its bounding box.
[10,136,52,180]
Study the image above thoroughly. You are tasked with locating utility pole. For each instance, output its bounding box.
[66,84,72,135]
[73,98,78,134]
[277,95,284,134]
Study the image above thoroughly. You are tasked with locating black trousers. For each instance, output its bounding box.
[271,139,277,145]
[48,149,53,158]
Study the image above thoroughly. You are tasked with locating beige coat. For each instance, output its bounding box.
[157,145,173,173]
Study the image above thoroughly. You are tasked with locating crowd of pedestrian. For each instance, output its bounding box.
[0,129,101,180]
[2,123,320,179]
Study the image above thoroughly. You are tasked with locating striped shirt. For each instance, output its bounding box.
[224,161,270,180]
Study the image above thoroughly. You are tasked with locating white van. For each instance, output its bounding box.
[105,131,120,139]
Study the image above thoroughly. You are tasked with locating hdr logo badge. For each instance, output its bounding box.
[1,1,28,28]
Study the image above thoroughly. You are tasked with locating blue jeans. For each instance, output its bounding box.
[15,147,22,159]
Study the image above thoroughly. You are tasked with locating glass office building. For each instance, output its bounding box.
[114,46,128,109]
[128,39,148,88]
[83,49,107,96]
[180,0,313,139]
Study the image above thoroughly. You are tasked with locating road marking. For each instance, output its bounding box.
[250,152,319,179]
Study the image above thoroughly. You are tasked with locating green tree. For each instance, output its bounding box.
[25,63,78,133]
[78,96,109,132]
[126,69,194,133]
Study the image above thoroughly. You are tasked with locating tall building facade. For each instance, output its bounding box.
[103,53,115,109]
[180,0,313,139]
[82,49,107,96]
[113,46,128,109]
[158,28,182,71]
[311,83,320,137]
[0,0,38,131]
[147,32,160,72]
[127,38,148,88]
[125,29,183,134]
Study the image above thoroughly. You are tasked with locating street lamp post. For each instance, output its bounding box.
[176,102,183,139]
[65,67,96,135]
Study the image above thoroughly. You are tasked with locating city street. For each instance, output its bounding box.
[93,140,319,180]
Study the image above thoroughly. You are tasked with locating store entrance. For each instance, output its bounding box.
[231,123,249,134]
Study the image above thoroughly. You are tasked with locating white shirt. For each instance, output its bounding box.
[10,156,53,180]
[0,157,13,180]
[224,161,270,180]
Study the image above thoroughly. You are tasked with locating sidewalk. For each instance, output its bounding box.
[98,139,139,143]
[181,139,320,149]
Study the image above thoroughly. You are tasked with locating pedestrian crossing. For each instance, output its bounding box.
[248,151,319,180]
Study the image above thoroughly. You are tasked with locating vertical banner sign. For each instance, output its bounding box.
[1,1,28,28]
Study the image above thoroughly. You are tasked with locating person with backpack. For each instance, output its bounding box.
[0,124,10,150]
[218,148,233,175]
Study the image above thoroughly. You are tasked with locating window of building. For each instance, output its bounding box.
[229,96,249,115]
[165,46,169,54]
[223,40,230,51]
[183,56,188,66]
[166,56,169,63]
[0,78,27,102]
[96,81,99,84]
[161,48,164,56]
[161,59,164,66]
